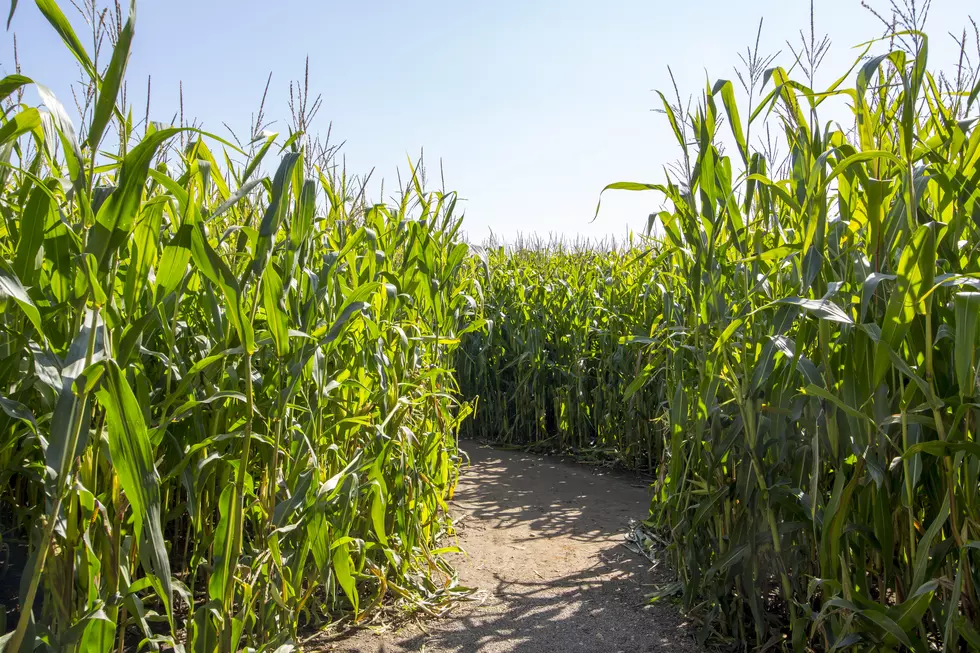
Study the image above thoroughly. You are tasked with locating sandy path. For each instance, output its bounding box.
[320,443,702,653]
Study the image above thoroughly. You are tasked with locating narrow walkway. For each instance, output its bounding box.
[329,444,702,652]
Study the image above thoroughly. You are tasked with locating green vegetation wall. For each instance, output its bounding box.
[459,23,980,653]
[0,1,480,651]
[6,0,980,650]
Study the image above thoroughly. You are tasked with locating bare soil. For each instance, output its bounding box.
[317,443,702,653]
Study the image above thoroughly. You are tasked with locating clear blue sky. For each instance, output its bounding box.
[3,0,974,241]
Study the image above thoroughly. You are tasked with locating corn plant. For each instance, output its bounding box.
[463,21,980,653]
[604,24,980,652]
[458,236,667,470]
[0,1,479,651]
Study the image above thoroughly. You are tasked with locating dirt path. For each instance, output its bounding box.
[324,443,702,653]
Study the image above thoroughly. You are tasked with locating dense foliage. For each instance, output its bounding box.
[8,0,980,650]
[458,239,666,470]
[0,1,479,651]
[462,22,980,653]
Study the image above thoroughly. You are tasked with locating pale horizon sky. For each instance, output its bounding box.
[4,0,975,241]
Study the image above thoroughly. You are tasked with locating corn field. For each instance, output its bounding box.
[459,19,980,653]
[0,1,481,651]
[457,237,667,470]
[7,0,980,651]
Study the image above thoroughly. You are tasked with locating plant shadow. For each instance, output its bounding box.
[333,444,700,652]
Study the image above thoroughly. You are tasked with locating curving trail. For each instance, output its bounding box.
[322,444,702,653]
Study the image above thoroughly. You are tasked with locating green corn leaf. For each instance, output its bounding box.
[370,481,389,546]
[96,359,173,627]
[954,292,980,396]
[967,75,980,110]
[242,131,277,183]
[775,297,853,324]
[902,440,980,459]
[0,261,44,338]
[802,384,875,427]
[35,0,95,77]
[76,610,115,653]
[955,616,980,649]
[262,265,289,356]
[888,579,938,631]
[822,150,905,191]
[45,310,103,498]
[207,483,235,604]
[123,199,165,310]
[859,273,896,322]
[0,107,41,146]
[87,0,134,150]
[874,223,936,386]
[290,178,317,250]
[36,84,83,189]
[912,494,950,592]
[824,597,915,649]
[332,543,358,615]
[711,79,747,165]
[208,178,263,223]
[944,558,964,651]
[862,609,918,651]
[0,394,37,430]
[0,74,31,102]
[75,252,107,306]
[87,128,182,272]
[247,152,300,284]
[190,606,219,653]
[593,181,668,220]
[13,184,51,286]
[190,223,254,353]
[155,223,193,301]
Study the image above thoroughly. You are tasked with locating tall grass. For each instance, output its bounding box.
[462,15,980,651]
[0,1,478,651]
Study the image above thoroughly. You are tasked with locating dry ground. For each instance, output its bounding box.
[316,443,702,653]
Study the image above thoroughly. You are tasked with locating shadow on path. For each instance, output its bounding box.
[453,444,658,540]
[328,443,700,653]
